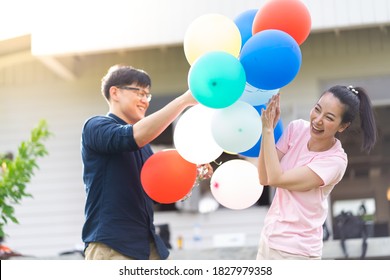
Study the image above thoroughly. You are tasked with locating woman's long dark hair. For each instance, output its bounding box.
[325,85,377,153]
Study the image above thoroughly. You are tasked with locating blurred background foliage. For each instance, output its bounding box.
[0,120,51,238]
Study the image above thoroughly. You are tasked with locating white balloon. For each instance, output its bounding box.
[174,104,224,164]
[211,101,262,153]
[239,82,279,106]
[210,159,263,210]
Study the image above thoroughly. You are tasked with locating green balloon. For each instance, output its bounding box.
[188,51,246,108]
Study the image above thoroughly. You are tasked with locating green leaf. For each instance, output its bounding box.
[0,119,51,236]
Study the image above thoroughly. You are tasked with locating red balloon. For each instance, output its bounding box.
[141,149,197,204]
[252,0,311,45]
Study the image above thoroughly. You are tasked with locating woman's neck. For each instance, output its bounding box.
[307,138,336,152]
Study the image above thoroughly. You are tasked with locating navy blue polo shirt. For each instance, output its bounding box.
[81,113,169,260]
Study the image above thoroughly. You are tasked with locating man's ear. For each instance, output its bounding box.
[338,122,351,133]
[110,86,120,101]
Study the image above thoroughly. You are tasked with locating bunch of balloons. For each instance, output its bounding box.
[141,0,311,209]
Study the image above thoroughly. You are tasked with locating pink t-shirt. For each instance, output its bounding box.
[262,119,348,257]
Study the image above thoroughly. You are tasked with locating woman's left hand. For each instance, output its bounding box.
[262,94,280,131]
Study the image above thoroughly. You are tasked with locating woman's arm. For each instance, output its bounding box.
[262,127,323,191]
[259,139,284,186]
[260,94,323,192]
[258,94,282,185]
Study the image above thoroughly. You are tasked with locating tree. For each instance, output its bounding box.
[0,120,51,238]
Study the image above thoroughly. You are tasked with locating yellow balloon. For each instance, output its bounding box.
[224,150,238,155]
[184,14,242,65]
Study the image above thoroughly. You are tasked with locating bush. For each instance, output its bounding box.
[0,120,51,238]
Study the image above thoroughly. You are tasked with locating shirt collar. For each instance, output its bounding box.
[107,113,127,125]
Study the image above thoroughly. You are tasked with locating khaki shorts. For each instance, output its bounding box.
[85,241,162,260]
[256,235,321,260]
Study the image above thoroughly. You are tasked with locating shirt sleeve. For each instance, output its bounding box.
[307,155,347,187]
[82,116,139,153]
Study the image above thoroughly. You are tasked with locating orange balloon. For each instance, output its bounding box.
[140,149,197,204]
[252,0,311,45]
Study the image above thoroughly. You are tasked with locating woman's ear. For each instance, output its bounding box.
[338,122,351,133]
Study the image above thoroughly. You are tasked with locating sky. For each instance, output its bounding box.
[0,0,33,40]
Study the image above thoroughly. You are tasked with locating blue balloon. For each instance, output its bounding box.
[240,30,302,90]
[239,104,284,158]
[233,9,258,49]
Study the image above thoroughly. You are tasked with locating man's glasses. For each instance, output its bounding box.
[118,86,152,102]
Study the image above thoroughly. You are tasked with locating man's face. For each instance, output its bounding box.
[112,84,151,124]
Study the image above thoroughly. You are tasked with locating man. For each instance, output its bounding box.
[81,64,199,260]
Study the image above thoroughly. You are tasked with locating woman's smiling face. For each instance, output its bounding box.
[309,92,349,140]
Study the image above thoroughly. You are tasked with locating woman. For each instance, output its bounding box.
[257,85,377,260]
